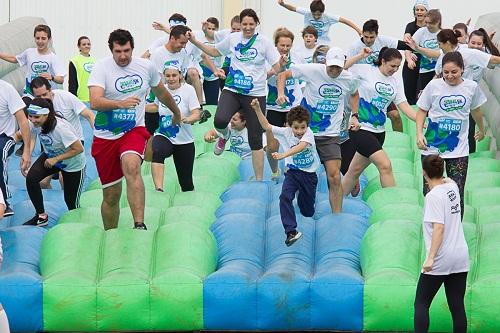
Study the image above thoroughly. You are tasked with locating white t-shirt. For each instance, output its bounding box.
[148,36,203,76]
[16,48,66,94]
[271,126,320,173]
[347,35,399,65]
[52,90,87,140]
[435,44,492,83]
[349,64,406,133]
[292,64,359,136]
[194,31,224,81]
[215,32,280,96]
[417,78,487,158]
[154,83,200,144]
[32,118,86,172]
[423,180,469,275]
[267,51,303,112]
[412,27,440,73]
[296,7,340,43]
[227,124,267,159]
[293,44,316,64]
[150,46,191,77]
[0,80,26,137]
[88,56,161,140]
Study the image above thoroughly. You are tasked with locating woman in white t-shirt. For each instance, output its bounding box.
[416,52,486,218]
[414,154,469,333]
[187,8,287,181]
[277,0,361,44]
[15,98,85,227]
[341,47,417,197]
[149,66,201,192]
[0,24,65,97]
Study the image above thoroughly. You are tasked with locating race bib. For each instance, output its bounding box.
[158,114,179,138]
[95,108,137,135]
[316,99,340,115]
[438,119,462,133]
[292,148,314,169]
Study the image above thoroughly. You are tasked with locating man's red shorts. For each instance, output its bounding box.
[91,126,150,188]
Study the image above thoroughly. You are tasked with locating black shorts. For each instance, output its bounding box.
[145,112,159,136]
[266,109,287,127]
[349,129,385,158]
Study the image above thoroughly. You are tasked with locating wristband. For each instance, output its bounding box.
[351,113,359,119]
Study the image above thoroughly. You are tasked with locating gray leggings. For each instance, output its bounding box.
[214,90,265,150]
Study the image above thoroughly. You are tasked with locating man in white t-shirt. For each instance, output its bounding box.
[0,80,31,217]
[88,29,181,231]
[30,77,94,141]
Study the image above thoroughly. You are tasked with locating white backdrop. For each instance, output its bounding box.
[0,0,498,80]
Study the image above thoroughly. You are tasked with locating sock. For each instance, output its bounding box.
[0,308,11,333]
[216,127,229,139]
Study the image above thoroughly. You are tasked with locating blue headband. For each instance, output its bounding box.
[27,105,50,115]
[169,20,186,27]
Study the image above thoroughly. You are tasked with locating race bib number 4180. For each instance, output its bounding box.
[438,119,462,133]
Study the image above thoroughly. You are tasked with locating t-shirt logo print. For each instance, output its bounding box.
[115,75,143,94]
[31,61,50,74]
[439,95,466,112]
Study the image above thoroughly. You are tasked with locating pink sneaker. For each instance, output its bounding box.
[214,137,227,155]
[350,180,361,197]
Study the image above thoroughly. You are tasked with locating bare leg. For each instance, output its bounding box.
[144,137,153,162]
[342,152,371,196]
[388,109,403,132]
[252,149,264,181]
[121,153,145,224]
[151,162,164,191]
[265,131,279,174]
[101,181,122,230]
[324,159,343,213]
[369,150,395,188]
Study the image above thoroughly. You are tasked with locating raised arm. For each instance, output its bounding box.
[250,98,272,131]
[345,48,371,69]
[404,35,440,59]
[0,52,18,64]
[277,0,297,12]
[339,17,362,36]
[187,31,222,58]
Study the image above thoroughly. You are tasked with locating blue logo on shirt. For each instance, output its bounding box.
[31,61,50,73]
[115,75,143,93]
[318,84,342,98]
[173,95,181,105]
[83,62,94,73]
[375,82,395,97]
[439,95,466,112]
[235,48,258,62]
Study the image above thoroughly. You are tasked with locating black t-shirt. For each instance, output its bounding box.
[404,21,423,63]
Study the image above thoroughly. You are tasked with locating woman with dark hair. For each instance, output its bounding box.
[469,28,500,56]
[341,47,416,196]
[187,8,287,181]
[403,0,428,104]
[416,52,486,216]
[69,36,95,105]
[14,98,85,226]
[414,154,469,333]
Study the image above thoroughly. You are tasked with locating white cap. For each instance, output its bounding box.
[325,47,346,67]
[414,0,430,11]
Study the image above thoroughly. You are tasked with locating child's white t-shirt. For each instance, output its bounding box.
[296,7,340,43]
[271,126,320,173]
[349,64,406,133]
[417,78,486,158]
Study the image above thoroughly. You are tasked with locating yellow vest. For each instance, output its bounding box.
[70,53,96,102]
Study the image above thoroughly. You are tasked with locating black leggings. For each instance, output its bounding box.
[151,136,195,192]
[403,60,420,105]
[414,272,468,333]
[422,156,468,219]
[203,79,220,105]
[468,114,476,154]
[417,71,435,96]
[215,90,266,150]
[266,109,287,127]
[26,153,85,214]
[340,139,357,175]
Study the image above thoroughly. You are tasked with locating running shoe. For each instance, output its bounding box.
[285,230,302,247]
[214,137,227,155]
[3,206,14,217]
[133,222,148,230]
[23,214,49,227]
[350,180,361,197]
